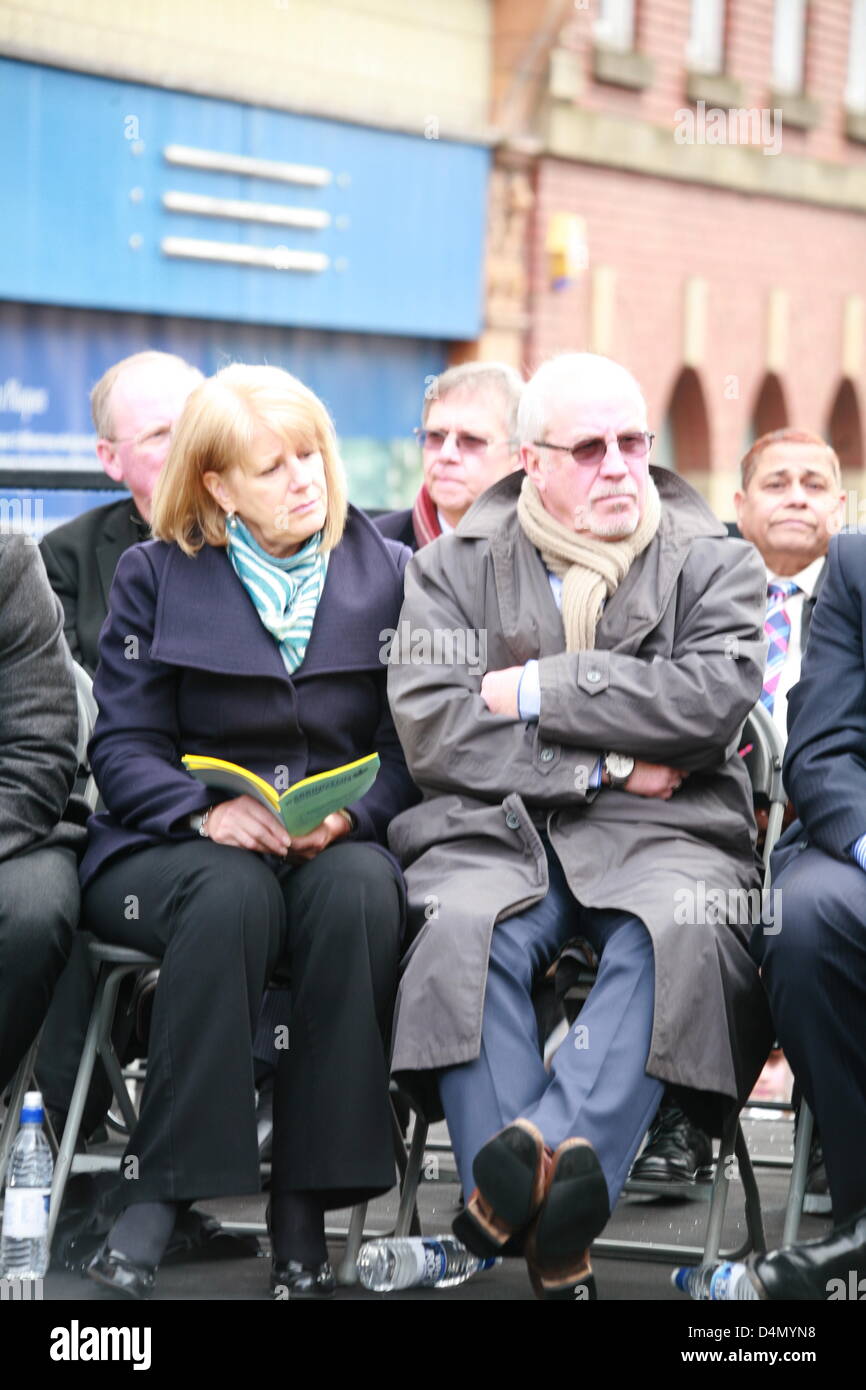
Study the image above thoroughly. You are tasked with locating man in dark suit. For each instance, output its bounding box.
[34,351,201,1136]
[40,350,203,674]
[632,429,845,1195]
[746,529,866,1296]
[375,361,523,551]
[0,536,84,1093]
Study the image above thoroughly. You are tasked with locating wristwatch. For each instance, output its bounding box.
[336,808,358,833]
[603,752,635,788]
[189,807,213,837]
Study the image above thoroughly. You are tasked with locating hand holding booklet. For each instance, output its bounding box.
[181,751,380,838]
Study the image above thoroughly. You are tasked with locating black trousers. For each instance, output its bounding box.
[755,845,866,1222]
[82,839,403,1208]
[0,847,79,1094]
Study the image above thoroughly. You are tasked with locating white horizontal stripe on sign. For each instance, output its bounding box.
[163,145,332,187]
[161,238,329,273]
[163,192,331,230]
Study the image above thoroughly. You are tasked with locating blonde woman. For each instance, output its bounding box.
[80,364,417,1299]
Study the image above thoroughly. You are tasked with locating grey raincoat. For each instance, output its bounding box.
[386,467,775,1131]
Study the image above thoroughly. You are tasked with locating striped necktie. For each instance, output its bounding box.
[761,580,799,714]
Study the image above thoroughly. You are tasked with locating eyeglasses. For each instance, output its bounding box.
[533,431,655,468]
[414,427,513,457]
[107,423,175,450]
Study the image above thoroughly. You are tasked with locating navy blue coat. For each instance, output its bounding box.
[80,506,419,889]
[771,532,866,877]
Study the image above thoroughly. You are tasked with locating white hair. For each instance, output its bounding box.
[517,353,647,445]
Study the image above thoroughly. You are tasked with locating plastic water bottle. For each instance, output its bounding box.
[0,1091,53,1279]
[673,1260,759,1300]
[357,1235,498,1291]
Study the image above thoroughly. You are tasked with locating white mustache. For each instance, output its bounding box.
[590,482,638,501]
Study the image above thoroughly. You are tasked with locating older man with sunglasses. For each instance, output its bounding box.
[387,352,773,1299]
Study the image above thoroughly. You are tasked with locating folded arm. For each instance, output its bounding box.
[536,541,766,770]
[387,554,599,805]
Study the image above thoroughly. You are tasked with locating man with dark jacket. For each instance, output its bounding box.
[0,535,84,1092]
[747,530,866,1296]
[632,429,845,1198]
[40,350,202,674]
[375,361,523,551]
[34,351,201,1137]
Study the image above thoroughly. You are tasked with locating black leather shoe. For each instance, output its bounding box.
[629,1099,713,1186]
[270,1259,336,1299]
[748,1205,866,1300]
[86,1245,156,1300]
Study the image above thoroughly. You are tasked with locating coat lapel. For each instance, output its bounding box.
[491,524,564,664]
[150,510,402,680]
[152,544,289,679]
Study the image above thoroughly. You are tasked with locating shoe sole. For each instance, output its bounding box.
[453,1120,547,1257]
[532,1139,609,1266]
[528,1254,597,1301]
[627,1162,715,1188]
[86,1266,153,1300]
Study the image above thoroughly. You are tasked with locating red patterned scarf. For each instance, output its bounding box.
[411,484,442,549]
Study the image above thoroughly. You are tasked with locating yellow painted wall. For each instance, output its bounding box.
[1,0,491,136]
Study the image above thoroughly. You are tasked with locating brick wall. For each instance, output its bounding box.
[527,155,866,510]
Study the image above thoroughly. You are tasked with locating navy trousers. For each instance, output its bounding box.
[438,847,664,1211]
[755,845,866,1222]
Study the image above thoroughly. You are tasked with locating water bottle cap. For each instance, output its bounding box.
[20,1090,44,1123]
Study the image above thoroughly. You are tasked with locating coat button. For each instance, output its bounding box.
[539,747,554,762]
[586,669,601,683]
[505,811,520,830]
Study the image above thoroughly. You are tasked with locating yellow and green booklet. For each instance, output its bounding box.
[181,751,380,837]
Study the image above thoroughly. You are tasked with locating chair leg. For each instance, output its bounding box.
[703,1109,739,1263]
[736,1122,766,1256]
[95,971,141,1135]
[0,1036,40,1188]
[336,1202,368,1285]
[782,1100,813,1246]
[47,969,108,1249]
[395,1115,428,1238]
[46,963,136,1250]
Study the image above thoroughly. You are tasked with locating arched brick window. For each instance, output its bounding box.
[826,378,864,476]
[656,367,710,477]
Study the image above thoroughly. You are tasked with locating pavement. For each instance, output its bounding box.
[34,1108,833,1302]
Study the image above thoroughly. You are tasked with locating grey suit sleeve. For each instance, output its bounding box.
[536,539,767,770]
[0,537,78,859]
[39,530,85,669]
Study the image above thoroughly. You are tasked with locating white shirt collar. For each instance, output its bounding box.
[765,554,826,598]
[436,508,454,535]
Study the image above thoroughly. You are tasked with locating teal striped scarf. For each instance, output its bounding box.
[225,513,328,674]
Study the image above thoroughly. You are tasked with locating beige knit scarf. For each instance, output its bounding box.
[517,473,662,650]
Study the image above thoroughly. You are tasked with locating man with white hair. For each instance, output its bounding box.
[387,352,773,1298]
